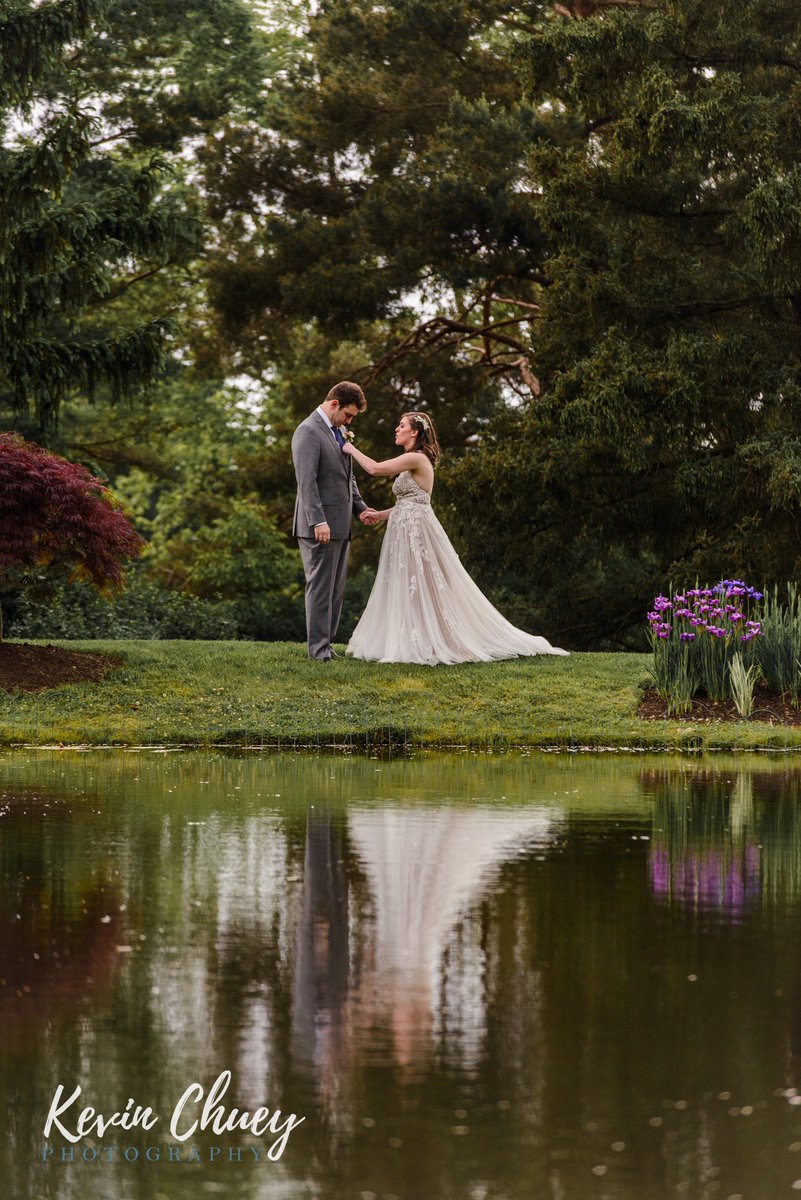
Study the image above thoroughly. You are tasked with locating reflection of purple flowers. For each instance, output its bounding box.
[650,842,761,917]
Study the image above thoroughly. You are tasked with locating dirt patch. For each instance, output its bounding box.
[0,642,120,693]
[639,685,801,726]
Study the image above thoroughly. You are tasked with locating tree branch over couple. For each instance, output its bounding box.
[291,382,567,665]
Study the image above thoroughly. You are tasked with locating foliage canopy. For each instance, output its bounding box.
[448,0,801,646]
[8,0,801,649]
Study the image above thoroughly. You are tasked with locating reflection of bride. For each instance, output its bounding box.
[343,412,569,665]
[348,806,556,1068]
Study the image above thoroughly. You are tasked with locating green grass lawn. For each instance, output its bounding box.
[3,639,801,750]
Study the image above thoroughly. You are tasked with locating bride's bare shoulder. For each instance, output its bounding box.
[408,453,434,490]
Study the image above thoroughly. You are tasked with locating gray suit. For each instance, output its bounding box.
[292,410,368,659]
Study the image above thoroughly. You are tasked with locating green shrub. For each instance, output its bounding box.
[755,584,801,703]
[5,572,239,641]
[4,562,378,644]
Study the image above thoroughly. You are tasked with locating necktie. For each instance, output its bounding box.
[333,426,345,447]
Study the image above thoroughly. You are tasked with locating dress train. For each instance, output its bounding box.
[347,472,568,665]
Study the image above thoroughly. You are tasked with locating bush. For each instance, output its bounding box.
[4,561,378,644]
[5,572,239,641]
[0,432,144,638]
[754,584,801,702]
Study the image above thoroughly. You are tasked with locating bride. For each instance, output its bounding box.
[342,412,568,665]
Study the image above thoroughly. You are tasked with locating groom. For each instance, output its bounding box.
[292,381,379,660]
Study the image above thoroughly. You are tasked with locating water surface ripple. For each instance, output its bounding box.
[2,751,801,1200]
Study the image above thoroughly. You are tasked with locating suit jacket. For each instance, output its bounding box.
[291,410,368,539]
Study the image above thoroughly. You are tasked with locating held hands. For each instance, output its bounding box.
[359,508,382,526]
[316,511,382,540]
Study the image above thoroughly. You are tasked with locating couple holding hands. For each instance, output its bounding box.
[291,381,567,666]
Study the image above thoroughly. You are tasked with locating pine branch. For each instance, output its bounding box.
[96,264,170,303]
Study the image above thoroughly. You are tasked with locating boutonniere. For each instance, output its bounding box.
[343,430,355,443]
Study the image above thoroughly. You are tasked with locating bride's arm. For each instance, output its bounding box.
[362,507,393,525]
[342,445,424,477]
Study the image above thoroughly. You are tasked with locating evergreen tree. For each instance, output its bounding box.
[202,0,557,457]
[448,0,801,647]
[0,0,267,433]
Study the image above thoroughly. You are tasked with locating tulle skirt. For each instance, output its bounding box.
[347,502,568,665]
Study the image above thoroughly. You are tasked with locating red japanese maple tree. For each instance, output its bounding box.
[0,433,145,640]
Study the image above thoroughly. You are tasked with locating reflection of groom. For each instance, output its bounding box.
[292,382,379,661]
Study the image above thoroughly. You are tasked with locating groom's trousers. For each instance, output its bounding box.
[298,536,350,660]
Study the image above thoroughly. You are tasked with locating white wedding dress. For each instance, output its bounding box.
[347,471,569,665]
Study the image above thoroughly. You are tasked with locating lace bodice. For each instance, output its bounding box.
[392,471,432,506]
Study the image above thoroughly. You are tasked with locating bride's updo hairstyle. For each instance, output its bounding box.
[403,411,441,466]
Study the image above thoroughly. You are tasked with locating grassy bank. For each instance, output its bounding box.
[4,640,801,750]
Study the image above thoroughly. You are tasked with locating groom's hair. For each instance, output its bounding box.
[326,381,367,411]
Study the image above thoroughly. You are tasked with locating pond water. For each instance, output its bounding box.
[3,750,801,1200]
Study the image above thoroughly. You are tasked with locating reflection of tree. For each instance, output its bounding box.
[0,789,123,1026]
[0,789,125,1200]
[748,771,801,909]
[9,753,801,1200]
